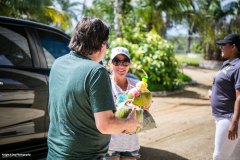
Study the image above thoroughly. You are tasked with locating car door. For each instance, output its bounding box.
[0,22,48,156]
[34,28,71,134]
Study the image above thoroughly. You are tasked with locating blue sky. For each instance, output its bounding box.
[70,0,92,7]
[167,24,188,36]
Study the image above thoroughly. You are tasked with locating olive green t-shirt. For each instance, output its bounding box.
[47,51,116,160]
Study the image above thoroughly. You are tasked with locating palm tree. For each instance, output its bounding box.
[184,0,239,60]
[84,0,133,36]
[0,0,52,19]
[55,0,84,21]
[0,0,72,31]
[132,0,191,37]
[114,0,122,37]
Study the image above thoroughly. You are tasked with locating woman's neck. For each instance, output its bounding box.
[113,76,128,91]
[228,49,239,61]
[229,54,239,61]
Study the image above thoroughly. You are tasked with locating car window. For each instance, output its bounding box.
[0,25,32,67]
[38,30,70,68]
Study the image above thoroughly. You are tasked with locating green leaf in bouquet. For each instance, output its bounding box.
[115,106,144,133]
[136,108,144,123]
[135,108,144,133]
[115,106,132,118]
[137,110,157,133]
[127,92,134,99]
[132,92,152,108]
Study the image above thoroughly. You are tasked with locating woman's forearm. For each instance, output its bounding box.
[232,96,240,123]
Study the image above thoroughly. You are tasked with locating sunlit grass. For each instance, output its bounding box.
[175,53,203,66]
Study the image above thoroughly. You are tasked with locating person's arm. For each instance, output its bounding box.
[94,108,140,134]
[208,89,212,100]
[228,89,240,140]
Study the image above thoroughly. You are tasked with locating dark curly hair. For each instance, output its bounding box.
[69,17,109,56]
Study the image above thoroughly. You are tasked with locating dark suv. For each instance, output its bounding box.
[0,16,70,159]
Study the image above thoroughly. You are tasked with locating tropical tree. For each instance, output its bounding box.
[84,0,114,25]
[131,0,191,37]
[194,0,223,60]
[217,0,240,34]
[55,0,84,21]
[114,0,122,37]
[183,0,240,60]
[0,0,72,31]
[54,0,86,32]
[0,0,52,18]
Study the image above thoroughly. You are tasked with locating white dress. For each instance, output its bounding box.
[108,77,140,152]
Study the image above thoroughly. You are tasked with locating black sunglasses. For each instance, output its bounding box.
[112,58,130,66]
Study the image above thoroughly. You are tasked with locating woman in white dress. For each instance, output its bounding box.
[106,47,140,160]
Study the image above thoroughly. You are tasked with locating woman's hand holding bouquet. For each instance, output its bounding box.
[115,70,152,132]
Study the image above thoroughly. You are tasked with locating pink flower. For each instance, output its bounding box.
[129,88,140,97]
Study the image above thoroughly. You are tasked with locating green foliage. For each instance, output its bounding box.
[108,23,184,91]
[178,72,192,82]
[0,0,51,18]
[84,0,114,25]
[191,42,204,54]
[167,36,187,53]
[0,0,72,31]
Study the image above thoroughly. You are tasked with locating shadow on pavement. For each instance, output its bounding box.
[169,89,207,100]
[139,146,188,160]
[166,83,212,100]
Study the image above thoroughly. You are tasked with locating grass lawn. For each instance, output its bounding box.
[175,53,203,67]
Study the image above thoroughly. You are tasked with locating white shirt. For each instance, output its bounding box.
[108,77,140,152]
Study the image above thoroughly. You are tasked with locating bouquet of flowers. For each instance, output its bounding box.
[115,70,153,132]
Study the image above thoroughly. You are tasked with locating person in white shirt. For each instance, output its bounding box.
[106,47,140,160]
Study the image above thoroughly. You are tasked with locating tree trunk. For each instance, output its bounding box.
[161,12,169,39]
[82,0,86,13]
[114,0,122,38]
[187,23,194,53]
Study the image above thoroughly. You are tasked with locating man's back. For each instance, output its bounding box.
[47,51,115,160]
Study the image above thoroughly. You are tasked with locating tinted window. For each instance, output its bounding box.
[0,25,32,67]
[38,30,70,68]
